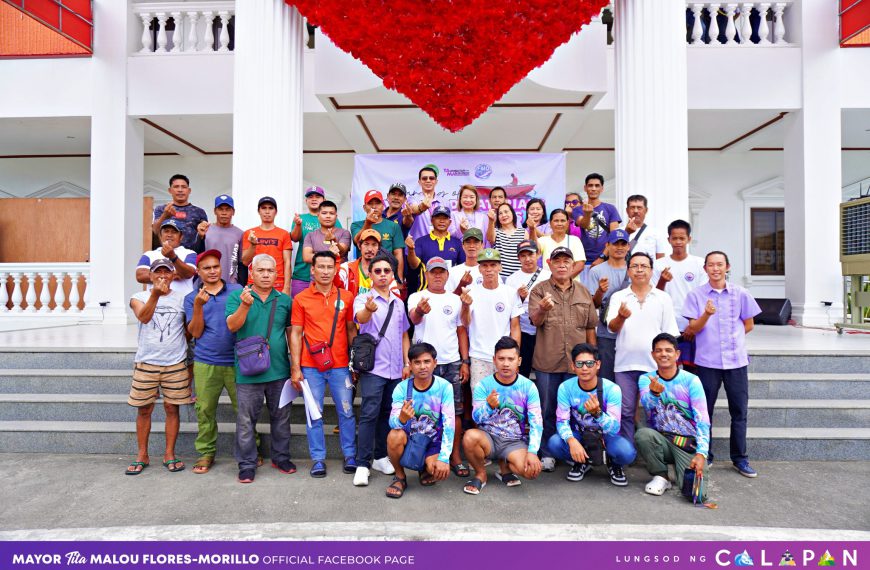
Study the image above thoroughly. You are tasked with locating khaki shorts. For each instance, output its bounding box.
[470,358,495,393]
[129,361,192,407]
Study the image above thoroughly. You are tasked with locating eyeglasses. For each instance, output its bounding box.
[629,264,651,271]
[372,268,393,275]
[564,199,581,206]
[574,360,597,369]
[420,176,436,181]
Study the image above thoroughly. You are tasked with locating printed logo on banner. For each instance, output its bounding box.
[475,164,493,179]
[715,548,859,568]
[734,550,755,566]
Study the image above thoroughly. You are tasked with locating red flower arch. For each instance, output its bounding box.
[287,0,609,132]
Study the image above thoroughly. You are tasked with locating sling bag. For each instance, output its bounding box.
[350,299,395,373]
[303,292,342,372]
[234,297,278,376]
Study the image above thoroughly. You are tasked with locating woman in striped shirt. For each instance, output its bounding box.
[488,202,527,279]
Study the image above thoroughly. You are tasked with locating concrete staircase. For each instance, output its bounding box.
[0,349,869,460]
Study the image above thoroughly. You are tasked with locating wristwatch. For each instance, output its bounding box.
[461,359,471,365]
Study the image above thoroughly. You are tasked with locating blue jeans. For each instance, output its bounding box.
[697,365,749,463]
[614,370,644,442]
[355,372,400,469]
[532,371,573,459]
[235,379,292,471]
[546,432,637,467]
[303,366,356,461]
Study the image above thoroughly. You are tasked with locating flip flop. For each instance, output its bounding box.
[192,457,214,474]
[463,478,487,496]
[385,477,408,499]
[450,462,470,478]
[495,472,522,487]
[163,458,185,473]
[125,461,149,476]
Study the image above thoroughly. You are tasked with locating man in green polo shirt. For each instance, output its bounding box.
[289,186,344,296]
[226,253,294,483]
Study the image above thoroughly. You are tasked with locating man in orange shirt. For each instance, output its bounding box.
[289,251,358,478]
[241,197,292,294]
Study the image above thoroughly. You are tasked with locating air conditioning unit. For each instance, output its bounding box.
[837,196,870,333]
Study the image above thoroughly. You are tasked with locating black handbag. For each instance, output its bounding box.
[234,298,277,376]
[399,379,432,472]
[350,300,395,373]
[572,380,608,466]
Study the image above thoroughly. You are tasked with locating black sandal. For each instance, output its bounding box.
[463,478,487,495]
[386,476,408,499]
[450,462,470,478]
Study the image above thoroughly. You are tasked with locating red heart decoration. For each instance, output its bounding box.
[288,0,609,132]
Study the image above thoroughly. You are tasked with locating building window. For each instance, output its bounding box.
[750,208,785,276]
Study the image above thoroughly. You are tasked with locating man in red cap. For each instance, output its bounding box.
[184,249,251,474]
[351,190,405,283]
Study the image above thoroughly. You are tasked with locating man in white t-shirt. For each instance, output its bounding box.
[505,239,544,379]
[408,256,471,478]
[136,219,198,297]
[447,227,486,294]
[652,219,708,371]
[620,195,668,261]
[460,248,523,392]
[605,251,679,442]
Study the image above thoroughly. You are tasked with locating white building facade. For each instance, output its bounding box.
[1,0,868,327]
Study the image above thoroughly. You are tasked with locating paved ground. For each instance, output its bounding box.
[1,454,868,540]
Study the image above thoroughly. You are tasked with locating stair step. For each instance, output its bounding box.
[748,354,870,374]
[717,373,870,399]
[709,427,870,461]
[711,399,870,428]
[0,369,133,394]
[0,351,134,370]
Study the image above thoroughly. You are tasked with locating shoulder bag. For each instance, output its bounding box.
[399,379,433,472]
[350,299,395,373]
[235,298,278,376]
[303,292,342,372]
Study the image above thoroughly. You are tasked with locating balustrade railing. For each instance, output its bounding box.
[132,2,235,54]
[1,264,90,314]
[686,2,793,46]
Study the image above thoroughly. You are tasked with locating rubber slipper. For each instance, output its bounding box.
[450,462,470,478]
[385,476,408,499]
[495,472,522,487]
[463,478,486,496]
[163,458,185,473]
[125,461,149,476]
[192,457,214,474]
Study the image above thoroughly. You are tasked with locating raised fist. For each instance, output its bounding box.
[459,287,473,306]
[649,374,665,395]
[486,389,499,409]
[364,294,378,313]
[584,393,601,416]
[597,277,609,294]
[405,235,415,250]
[416,297,431,315]
[539,292,555,311]
[617,301,632,319]
[194,286,210,307]
[248,231,259,245]
[240,286,254,306]
[197,221,210,237]
[660,267,673,283]
[704,299,717,315]
[459,271,473,289]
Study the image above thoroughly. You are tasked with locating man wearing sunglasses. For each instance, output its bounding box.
[407,165,444,241]
[605,251,679,443]
[546,343,636,485]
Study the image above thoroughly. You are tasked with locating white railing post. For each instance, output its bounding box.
[707,3,721,44]
[757,3,771,44]
[170,11,182,53]
[82,271,92,312]
[10,273,23,313]
[67,272,81,313]
[203,11,216,52]
[186,11,200,52]
[739,3,753,44]
[772,2,787,44]
[724,4,738,45]
[690,4,704,44]
[38,273,51,313]
[156,13,169,53]
[139,12,153,53]
[24,272,37,312]
[218,11,231,52]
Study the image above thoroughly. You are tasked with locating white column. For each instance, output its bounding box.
[232,0,304,230]
[614,0,689,230]
[89,0,145,324]
[783,0,842,326]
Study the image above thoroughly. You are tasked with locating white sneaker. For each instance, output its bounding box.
[644,475,672,496]
[353,467,370,486]
[541,457,556,472]
[372,457,396,475]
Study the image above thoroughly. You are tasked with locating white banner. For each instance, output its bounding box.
[350,153,566,222]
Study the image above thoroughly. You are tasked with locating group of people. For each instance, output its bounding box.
[127,169,762,504]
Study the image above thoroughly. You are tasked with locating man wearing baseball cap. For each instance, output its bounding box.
[241,197,292,294]
[407,256,471,477]
[405,204,465,293]
[350,190,405,283]
[447,228,485,295]
[338,228,398,299]
[136,219,198,296]
[184,250,248,474]
[528,246,599,472]
[505,239,544,379]
[126,258,192,475]
[192,195,245,285]
[460,248,523,393]
[582,228,631,385]
[384,182,413,237]
[289,186,345,296]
